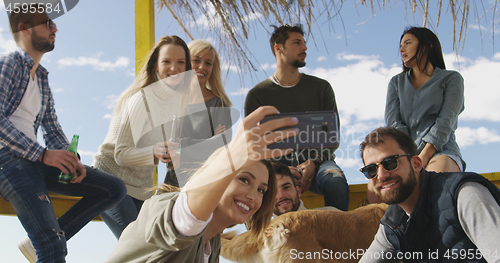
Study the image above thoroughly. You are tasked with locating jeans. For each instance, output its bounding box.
[0,149,126,263]
[308,160,350,211]
[100,194,144,239]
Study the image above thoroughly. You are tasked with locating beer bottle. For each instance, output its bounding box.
[167,115,180,169]
[58,135,79,184]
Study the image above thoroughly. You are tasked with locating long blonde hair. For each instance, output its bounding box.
[188,40,232,107]
[113,36,192,115]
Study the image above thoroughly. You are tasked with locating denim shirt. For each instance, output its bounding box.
[385,67,464,160]
[0,47,68,161]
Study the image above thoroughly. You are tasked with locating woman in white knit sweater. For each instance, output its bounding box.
[93,35,192,238]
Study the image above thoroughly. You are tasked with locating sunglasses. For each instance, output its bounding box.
[360,154,411,179]
[24,19,57,30]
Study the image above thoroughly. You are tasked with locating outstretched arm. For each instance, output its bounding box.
[185,106,298,221]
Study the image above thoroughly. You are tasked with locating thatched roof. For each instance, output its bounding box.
[158,0,499,75]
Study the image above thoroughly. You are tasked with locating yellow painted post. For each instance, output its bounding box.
[135,0,155,77]
[135,0,158,186]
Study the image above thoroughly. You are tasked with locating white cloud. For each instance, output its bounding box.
[470,24,487,31]
[104,94,118,110]
[336,157,362,169]
[243,12,262,22]
[493,53,500,61]
[57,55,129,72]
[103,113,112,119]
[221,62,239,73]
[456,127,500,148]
[0,27,16,54]
[259,63,275,70]
[317,56,327,62]
[305,55,399,124]
[52,88,63,93]
[448,55,500,122]
[304,52,500,128]
[342,121,385,146]
[336,52,379,61]
[297,51,500,148]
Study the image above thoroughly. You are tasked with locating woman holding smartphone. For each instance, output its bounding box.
[106,106,297,263]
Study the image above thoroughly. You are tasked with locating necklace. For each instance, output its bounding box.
[273,73,301,86]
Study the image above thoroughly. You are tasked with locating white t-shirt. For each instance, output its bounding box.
[172,188,213,263]
[9,74,41,143]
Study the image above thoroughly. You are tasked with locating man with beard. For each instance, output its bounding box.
[273,163,339,217]
[245,24,349,211]
[359,127,500,262]
[1,8,126,263]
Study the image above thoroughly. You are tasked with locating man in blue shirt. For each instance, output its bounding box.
[1,8,126,263]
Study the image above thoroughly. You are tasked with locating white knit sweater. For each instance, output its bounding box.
[93,83,183,200]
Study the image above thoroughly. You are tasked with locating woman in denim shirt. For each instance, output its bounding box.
[368,27,465,203]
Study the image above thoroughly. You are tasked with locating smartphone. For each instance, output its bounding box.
[260,110,339,149]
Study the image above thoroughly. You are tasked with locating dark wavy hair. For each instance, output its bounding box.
[360,127,417,164]
[400,27,446,73]
[269,24,304,57]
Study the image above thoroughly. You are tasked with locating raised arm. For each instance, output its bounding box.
[422,71,464,152]
[185,106,298,221]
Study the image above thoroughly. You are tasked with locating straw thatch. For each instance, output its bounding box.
[157,0,500,75]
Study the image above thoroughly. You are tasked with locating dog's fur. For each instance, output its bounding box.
[221,203,388,263]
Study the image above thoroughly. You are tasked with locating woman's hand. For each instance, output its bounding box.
[227,106,298,171]
[419,142,436,168]
[214,124,226,135]
[298,160,316,193]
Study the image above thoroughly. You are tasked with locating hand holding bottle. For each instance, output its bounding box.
[153,141,179,164]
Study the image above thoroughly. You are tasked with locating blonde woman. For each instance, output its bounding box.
[164,40,233,187]
[93,36,192,238]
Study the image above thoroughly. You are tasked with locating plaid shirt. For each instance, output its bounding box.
[0,47,68,161]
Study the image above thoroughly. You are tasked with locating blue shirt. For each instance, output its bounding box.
[385,67,464,162]
[0,47,68,161]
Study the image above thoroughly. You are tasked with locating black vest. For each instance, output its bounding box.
[381,170,500,262]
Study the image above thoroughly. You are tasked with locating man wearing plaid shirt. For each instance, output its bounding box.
[0,8,126,263]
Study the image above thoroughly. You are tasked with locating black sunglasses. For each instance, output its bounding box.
[360,154,412,179]
[24,19,57,30]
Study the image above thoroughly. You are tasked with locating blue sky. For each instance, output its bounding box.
[1,0,500,262]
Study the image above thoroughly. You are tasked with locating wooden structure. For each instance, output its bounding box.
[1,172,499,221]
[1,0,499,220]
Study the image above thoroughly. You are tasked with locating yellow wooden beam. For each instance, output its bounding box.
[1,172,499,217]
[135,0,159,186]
[302,171,500,211]
[135,0,155,76]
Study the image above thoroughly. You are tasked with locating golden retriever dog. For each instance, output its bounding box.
[221,203,388,263]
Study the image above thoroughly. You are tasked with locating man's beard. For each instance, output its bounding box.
[31,30,54,53]
[376,166,417,204]
[292,60,306,68]
[274,197,301,216]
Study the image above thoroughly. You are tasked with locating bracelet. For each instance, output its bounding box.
[40,147,47,163]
